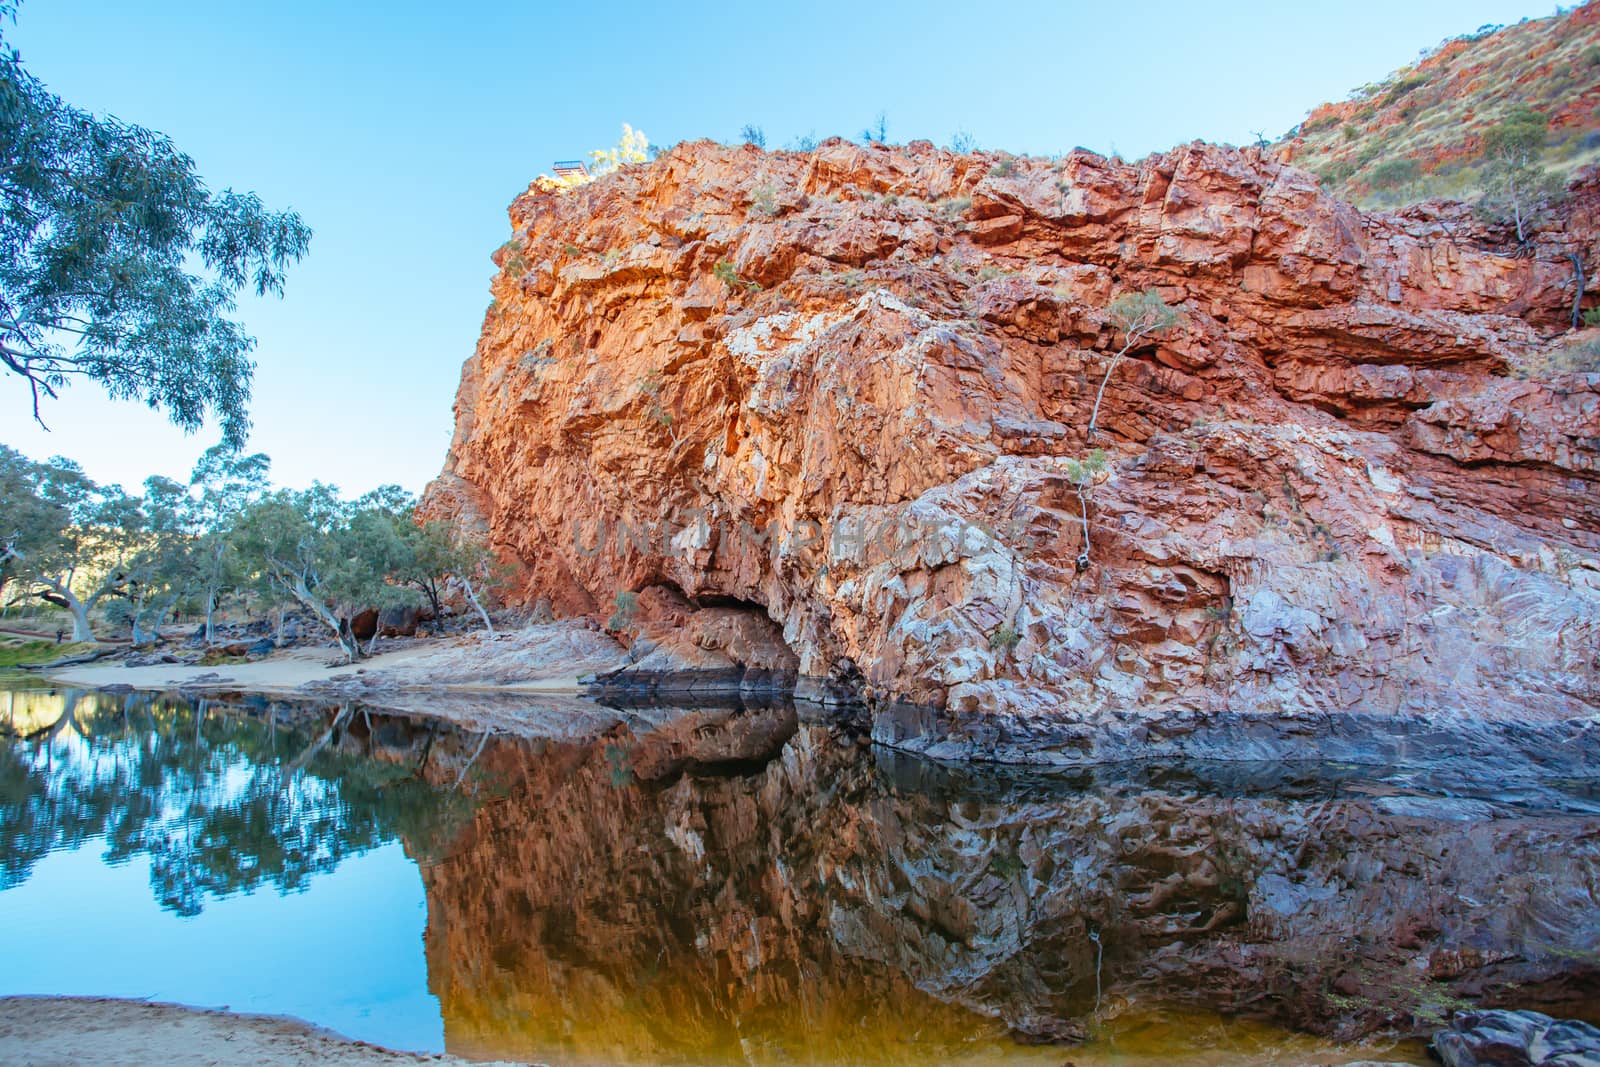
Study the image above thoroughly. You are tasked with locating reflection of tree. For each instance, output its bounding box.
[0,690,483,915]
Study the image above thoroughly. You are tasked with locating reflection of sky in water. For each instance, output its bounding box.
[11,687,1599,1066]
[2,838,443,1053]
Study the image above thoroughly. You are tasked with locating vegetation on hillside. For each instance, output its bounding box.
[1283,3,1600,207]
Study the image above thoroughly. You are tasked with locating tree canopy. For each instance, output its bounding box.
[0,1,311,445]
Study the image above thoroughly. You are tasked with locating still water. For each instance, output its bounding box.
[3,684,1598,1065]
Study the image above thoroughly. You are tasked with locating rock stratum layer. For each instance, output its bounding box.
[427,139,1600,762]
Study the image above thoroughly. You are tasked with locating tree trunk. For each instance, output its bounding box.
[461,576,496,638]
[52,586,93,643]
[1571,253,1587,330]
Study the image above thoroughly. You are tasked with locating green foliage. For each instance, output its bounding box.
[1105,289,1183,341]
[1582,308,1600,328]
[987,624,1021,653]
[232,484,421,660]
[1478,106,1563,245]
[748,185,778,217]
[713,260,760,291]
[976,265,1006,282]
[0,10,311,444]
[606,589,638,632]
[1379,72,1429,106]
[1065,449,1109,487]
[0,638,91,668]
[988,158,1018,178]
[497,239,529,280]
[1368,157,1420,194]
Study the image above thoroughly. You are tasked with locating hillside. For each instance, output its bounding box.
[425,137,1600,764]
[1282,2,1600,206]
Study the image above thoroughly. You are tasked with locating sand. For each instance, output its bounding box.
[44,621,633,701]
[0,996,534,1066]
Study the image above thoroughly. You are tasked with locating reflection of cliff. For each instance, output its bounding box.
[419,709,1600,1064]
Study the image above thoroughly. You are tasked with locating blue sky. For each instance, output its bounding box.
[2,0,1561,495]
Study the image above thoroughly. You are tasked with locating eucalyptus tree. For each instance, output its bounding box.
[0,1,311,444]
[1479,106,1562,249]
[399,519,504,636]
[188,446,271,643]
[107,475,196,645]
[232,485,419,661]
[1086,290,1183,442]
[0,443,60,603]
[6,456,145,641]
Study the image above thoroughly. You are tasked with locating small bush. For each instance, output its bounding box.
[1585,44,1600,67]
[606,590,639,632]
[713,260,761,291]
[939,196,973,218]
[988,158,1018,178]
[976,265,1005,282]
[988,624,1021,652]
[1583,308,1600,328]
[740,124,766,148]
[1516,335,1600,378]
[748,185,778,217]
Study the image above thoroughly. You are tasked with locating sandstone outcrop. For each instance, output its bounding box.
[426,138,1600,762]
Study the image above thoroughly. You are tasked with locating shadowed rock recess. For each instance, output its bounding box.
[425,139,1600,763]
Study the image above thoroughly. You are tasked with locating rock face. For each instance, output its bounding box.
[1433,1009,1600,1066]
[426,139,1600,762]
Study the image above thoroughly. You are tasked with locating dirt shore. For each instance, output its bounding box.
[43,621,631,701]
[0,996,532,1066]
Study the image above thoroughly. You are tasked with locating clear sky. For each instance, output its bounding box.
[2,0,1561,496]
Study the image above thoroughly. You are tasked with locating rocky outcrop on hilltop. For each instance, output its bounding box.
[426,138,1600,762]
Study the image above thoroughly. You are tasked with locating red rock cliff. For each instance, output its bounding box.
[427,139,1600,761]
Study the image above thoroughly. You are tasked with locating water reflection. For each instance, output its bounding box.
[0,688,481,914]
[3,687,1598,1066]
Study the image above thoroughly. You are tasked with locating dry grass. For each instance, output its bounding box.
[1285,6,1600,206]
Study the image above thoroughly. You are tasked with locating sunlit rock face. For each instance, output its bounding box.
[415,711,1600,1063]
[425,139,1600,760]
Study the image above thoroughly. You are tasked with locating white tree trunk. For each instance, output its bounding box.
[462,577,496,638]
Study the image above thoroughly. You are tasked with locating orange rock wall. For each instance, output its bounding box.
[428,139,1600,760]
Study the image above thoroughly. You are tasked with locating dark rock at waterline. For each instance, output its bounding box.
[1433,1009,1600,1066]
[587,665,798,698]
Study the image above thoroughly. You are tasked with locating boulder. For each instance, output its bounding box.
[1434,1010,1600,1067]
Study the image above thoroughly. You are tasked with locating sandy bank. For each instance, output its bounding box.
[0,996,533,1066]
[44,621,632,700]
